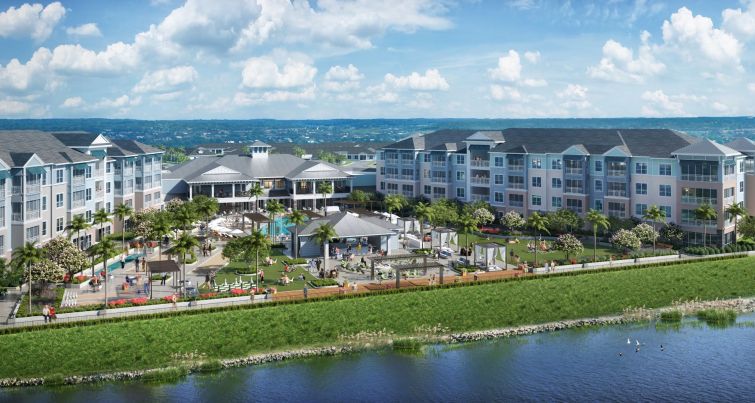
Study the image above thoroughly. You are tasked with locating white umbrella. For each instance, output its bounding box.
[230,229,245,235]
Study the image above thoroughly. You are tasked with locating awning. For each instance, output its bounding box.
[26,166,45,175]
[0,171,10,180]
[91,150,107,158]
[147,260,181,274]
[74,163,88,169]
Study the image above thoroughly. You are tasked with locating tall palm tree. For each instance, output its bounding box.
[67,214,91,251]
[317,181,333,216]
[585,209,610,262]
[192,195,219,236]
[150,212,173,260]
[171,232,200,296]
[694,203,717,248]
[114,203,133,252]
[414,201,433,249]
[288,209,307,258]
[250,230,270,277]
[247,183,264,213]
[384,194,406,224]
[91,238,118,307]
[725,202,747,244]
[527,212,550,267]
[265,200,284,243]
[12,242,43,315]
[458,213,477,256]
[643,205,666,254]
[313,223,338,271]
[172,203,196,236]
[92,209,111,243]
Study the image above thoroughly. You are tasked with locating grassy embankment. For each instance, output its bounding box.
[0,257,753,379]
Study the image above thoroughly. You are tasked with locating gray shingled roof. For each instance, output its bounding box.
[296,212,399,238]
[671,138,741,157]
[0,130,97,165]
[725,137,755,153]
[270,142,388,155]
[186,143,245,156]
[109,140,162,156]
[49,131,102,147]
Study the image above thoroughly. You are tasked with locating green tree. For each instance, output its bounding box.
[736,215,755,240]
[527,212,550,267]
[265,200,285,243]
[150,211,173,260]
[317,181,334,215]
[92,209,111,243]
[610,229,641,254]
[12,242,43,315]
[414,202,433,249]
[694,204,717,247]
[288,210,307,258]
[547,208,582,234]
[171,233,200,295]
[632,223,659,248]
[458,213,477,254]
[313,223,338,269]
[192,195,219,235]
[223,230,270,278]
[501,211,526,234]
[90,238,118,306]
[585,209,610,262]
[292,145,306,158]
[114,203,134,252]
[349,189,370,204]
[725,203,747,243]
[67,214,91,250]
[643,205,666,253]
[554,234,584,261]
[171,203,196,236]
[384,194,406,221]
[45,236,88,280]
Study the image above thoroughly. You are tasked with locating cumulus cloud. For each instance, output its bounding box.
[0,99,34,115]
[524,50,541,64]
[641,89,685,116]
[749,83,755,93]
[66,23,102,38]
[362,84,399,103]
[490,85,523,102]
[0,2,65,42]
[322,64,364,92]
[0,47,53,92]
[233,87,316,105]
[241,55,316,89]
[587,32,665,83]
[60,96,84,108]
[384,69,449,91]
[722,1,755,41]
[132,66,198,94]
[661,7,742,67]
[50,42,139,74]
[557,84,591,110]
[488,50,522,82]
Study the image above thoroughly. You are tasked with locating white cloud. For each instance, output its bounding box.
[557,84,591,110]
[0,47,53,92]
[132,66,198,94]
[0,99,33,115]
[50,42,140,74]
[722,1,755,41]
[587,33,665,83]
[66,23,102,38]
[322,64,364,92]
[488,50,521,82]
[749,83,755,93]
[641,89,685,116]
[241,55,316,89]
[60,96,84,108]
[661,7,742,67]
[94,94,141,109]
[711,102,730,113]
[524,50,541,64]
[0,2,65,42]
[521,78,547,87]
[233,87,316,105]
[407,93,434,109]
[490,85,523,101]
[362,84,399,103]
[384,69,449,91]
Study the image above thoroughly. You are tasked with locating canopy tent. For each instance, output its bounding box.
[431,228,458,250]
[473,242,507,271]
[146,260,181,299]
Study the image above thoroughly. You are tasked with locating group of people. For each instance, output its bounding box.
[41,304,56,323]
[201,241,213,257]
[527,241,551,253]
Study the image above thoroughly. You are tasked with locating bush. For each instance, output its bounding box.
[310,279,339,287]
[696,309,737,326]
[197,360,223,373]
[660,310,683,322]
[392,338,423,351]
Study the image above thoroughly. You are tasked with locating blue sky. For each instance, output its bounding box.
[0,0,754,119]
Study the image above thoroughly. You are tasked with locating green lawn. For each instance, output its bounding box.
[0,256,753,379]
[457,233,622,264]
[211,249,316,292]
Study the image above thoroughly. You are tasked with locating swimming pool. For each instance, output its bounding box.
[260,216,307,237]
[106,253,146,272]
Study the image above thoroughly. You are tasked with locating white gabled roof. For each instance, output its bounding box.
[205,165,242,175]
[562,144,589,155]
[671,139,741,157]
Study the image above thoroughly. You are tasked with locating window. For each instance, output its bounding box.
[607,202,626,218]
[724,187,735,198]
[595,200,603,212]
[494,175,504,185]
[551,178,562,188]
[740,160,745,173]
[659,184,672,197]
[42,196,47,211]
[532,195,542,206]
[86,188,92,201]
[494,157,504,167]
[456,171,465,181]
[660,205,672,218]
[379,167,385,175]
[531,177,542,187]
[566,199,582,213]
[56,217,64,232]
[659,164,671,176]
[531,158,542,169]
[509,194,524,207]
[85,166,92,178]
[56,193,63,208]
[508,176,524,189]
[86,210,92,222]
[379,182,385,190]
[594,180,603,192]
[106,182,112,194]
[565,179,583,193]
[42,221,47,236]
[423,154,431,163]
[424,185,431,194]
[681,188,717,205]
[25,226,39,242]
[636,203,648,216]
[552,197,562,208]
[724,161,735,176]
[635,183,647,195]
[551,159,562,170]
[106,162,112,173]
[106,202,111,213]
[456,187,465,198]
[55,169,64,183]
[456,155,465,165]
[635,162,647,174]
[154,192,160,201]
[494,192,504,203]
[595,161,603,172]
[740,181,744,193]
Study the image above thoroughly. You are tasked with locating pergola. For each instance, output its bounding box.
[431,227,457,250]
[243,212,269,231]
[369,253,445,288]
[146,260,181,299]
[473,242,507,271]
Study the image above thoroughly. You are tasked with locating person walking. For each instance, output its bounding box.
[303,284,308,300]
[120,255,125,270]
[161,273,167,286]
[143,280,149,295]
[142,258,147,272]
[135,256,140,271]
[41,304,50,323]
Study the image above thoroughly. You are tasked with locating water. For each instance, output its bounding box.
[260,216,303,237]
[3,313,753,402]
[106,254,145,272]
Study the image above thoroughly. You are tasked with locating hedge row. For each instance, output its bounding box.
[686,243,755,256]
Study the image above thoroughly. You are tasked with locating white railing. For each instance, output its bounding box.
[72,199,86,208]
[681,174,718,182]
[681,196,717,205]
[607,170,626,177]
[470,177,490,185]
[470,160,489,168]
[606,190,627,197]
[25,209,40,220]
[564,168,583,175]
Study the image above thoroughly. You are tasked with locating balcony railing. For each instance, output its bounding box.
[470,177,490,185]
[681,196,717,205]
[385,158,399,165]
[608,209,626,218]
[470,160,489,168]
[431,177,447,184]
[12,186,21,194]
[26,235,39,244]
[470,194,489,202]
[431,161,446,168]
[124,168,134,176]
[607,170,626,177]
[25,209,40,220]
[509,200,524,207]
[507,183,525,190]
[25,183,41,195]
[72,176,86,187]
[606,190,627,197]
[507,165,524,172]
[681,174,718,182]
[564,168,584,175]
[12,213,22,222]
[72,199,86,208]
[401,191,414,198]
[400,158,414,165]
[564,187,584,194]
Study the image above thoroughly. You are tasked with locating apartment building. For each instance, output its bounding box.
[164,142,355,211]
[0,131,163,259]
[377,129,751,246]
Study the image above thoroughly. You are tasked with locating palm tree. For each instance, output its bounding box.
[92,209,111,243]
[150,212,173,260]
[12,242,43,315]
[527,212,550,267]
[725,202,747,243]
[458,213,477,256]
[265,200,284,243]
[694,204,717,248]
[172,203,196,236]
[192,195,219,236]
[247,183,264,214]
[91,238,118,307]
[114,203,133,252]
[313,223,338,270]
[317,181,333,216]
[384,194,406,223]
[643,205,666,254]
[585,209,610,262]
[67,214,91,251]
[288,209,307,258]
[250,230,270,277]
[414,201,433,249]
[171,232,200,296]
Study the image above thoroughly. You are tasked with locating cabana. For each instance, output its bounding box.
[146,260,181,299]
[243,212,270,231]
[396,217,420,234]
[473,242,507,271]
[431,227,457,250]
[295,212,401,257]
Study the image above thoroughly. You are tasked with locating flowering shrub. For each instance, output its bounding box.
[501,211,526,231]
[610,229,641,252]
[554,234,584,260]
[130,297,148,305]
[632,223,658,244]
[162,295,178,303]
[108,299,128,307]
[199,292,218,299]
[230,288,245,296]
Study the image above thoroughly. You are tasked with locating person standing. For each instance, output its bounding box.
[48,306,56,322]
[120,255,125,270]
[303,285,308,300]
[142,258,147,272]
[135,256,140,271]
[161,273,167,286]
[259,269,265,283]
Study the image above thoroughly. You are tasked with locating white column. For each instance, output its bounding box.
[211,184,215,198]
[232,183,236,198]
[189,184,193,200]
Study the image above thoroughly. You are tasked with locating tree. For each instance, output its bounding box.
[725,203,747,243]
[501,211,526,233]
[527,212,550,267]
[265,200,284,243]
[585,209,610,262]
[12,242,43,315]
[554,234,584,261]
[429,199,458,227]
[632,223,658,247]
[384,194,406,221]
[171,203,196,236]
[317,181,333,215]
[92,209,111,244]
[91,238,118,306]
[45,236,88,280]
[150,211,173,260]
[67,214,91,250]
[192,195,219,236]
[659,222,686,249]
[247,183,264,214]
[643,205,666,253]
[223,230,270,278]
[313,223,338,270]
[694,204,717,247]
[472,208,495,228]
[0,258,23,295]
[349,189,370,204]
[458,213,477,254]
[171,233,200,296]
[610,229,641,254]
[292,145,305,158]
[288,210,307,258]
[414,202,433,249]
[114,203,134,252]
[547,208,582,234]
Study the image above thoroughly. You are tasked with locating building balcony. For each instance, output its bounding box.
[509,201,524,207]
[681,197,717,205]
[607,210,626,218]
[507,165,524,172]
[25,209,40,220]
[564,168,584,175]
[25,184,41,195]
[401,191,414,198]
[12,213,22,222]
[72,176,86,187]
[507,183,525,190]
[470,194,489,202]
[431,161,446,168]
[11,186,21,194]
[607,170,626,177]
[470,177,490,185]
[681,174,718,182]
[470,160,489,168]
[431,178,447,184]
[385,159,399,165]
[564,187,584,194]
[72,199,86,208]
[606,190,627,197]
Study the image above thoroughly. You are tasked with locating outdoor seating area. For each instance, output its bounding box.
[213,278,256,293]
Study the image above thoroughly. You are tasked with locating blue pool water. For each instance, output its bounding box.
[106,253,145,272]
[260,216,306,237]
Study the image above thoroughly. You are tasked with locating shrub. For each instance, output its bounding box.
[392,338,423,352]
[130,297,148,306]
[197,360,223,373]
[697,309,737,326]
[660,310,683,322]
[310,279,339,287]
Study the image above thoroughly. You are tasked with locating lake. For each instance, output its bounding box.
[3,313,754,402]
